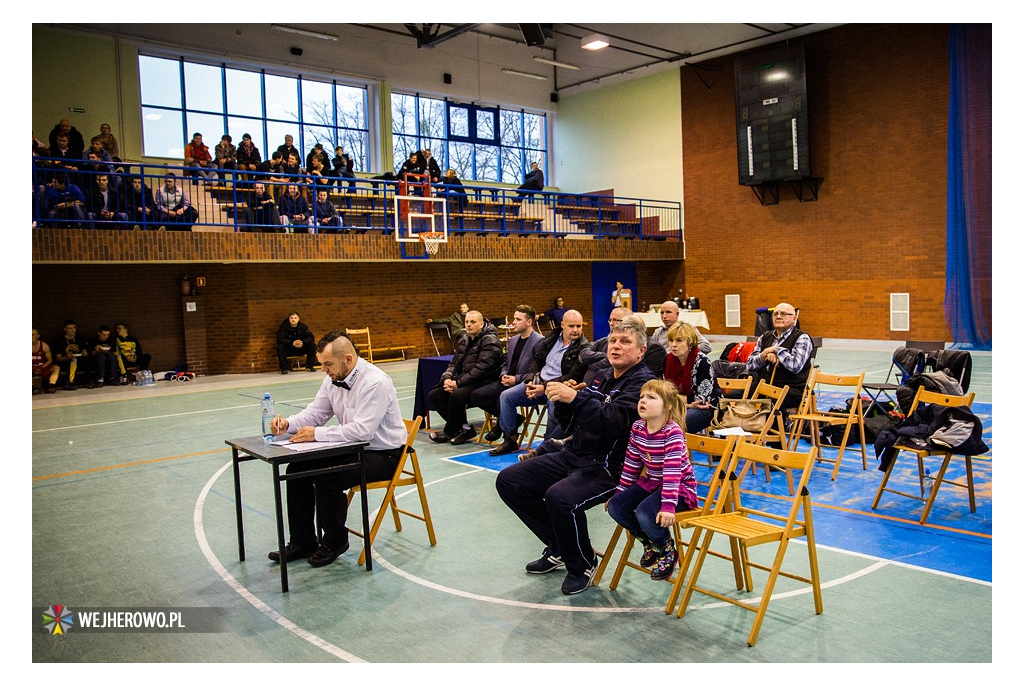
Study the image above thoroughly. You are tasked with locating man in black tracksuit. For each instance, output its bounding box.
[495,320,654,596]
[276,312,316,373]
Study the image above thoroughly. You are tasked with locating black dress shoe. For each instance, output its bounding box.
[450,427,477,445]
[430,431,452,443]
[484,425,504,442]
[308,541,350,568]
[489,438,520,456]
[280,369,289,374]
[268,542,317,563]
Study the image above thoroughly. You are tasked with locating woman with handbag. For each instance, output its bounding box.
[663,322,721,433]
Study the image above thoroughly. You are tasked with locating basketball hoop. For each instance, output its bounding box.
[418,231,445,255]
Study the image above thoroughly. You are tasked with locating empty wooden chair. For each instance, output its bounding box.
[676,440,823,647]
[787,370,867,480]
[345,416,437,565]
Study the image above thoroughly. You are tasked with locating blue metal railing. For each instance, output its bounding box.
[31,158,682,240]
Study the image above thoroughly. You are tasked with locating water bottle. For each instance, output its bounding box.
[923,467,933,495]
[261,393,275,443]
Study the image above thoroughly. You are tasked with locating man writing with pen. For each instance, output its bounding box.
[267,330,407,568]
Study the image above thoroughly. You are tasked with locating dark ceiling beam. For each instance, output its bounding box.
[404,23,479,48]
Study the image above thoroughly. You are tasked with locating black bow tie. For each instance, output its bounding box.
[332,379,351,390]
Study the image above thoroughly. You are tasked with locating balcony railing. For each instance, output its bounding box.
[32,159,683,241]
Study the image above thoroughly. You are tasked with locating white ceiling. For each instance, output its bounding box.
[60,22,842,98]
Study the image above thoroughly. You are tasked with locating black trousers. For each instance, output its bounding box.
[468,380,506,420]
[494,449,617,575]
[428,382,483,436]
[285,448,401,550]
[277,341,316,370]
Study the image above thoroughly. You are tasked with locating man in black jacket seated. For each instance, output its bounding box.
[428,311,504,445]
[276,312,316,373]
[495,319,654,595]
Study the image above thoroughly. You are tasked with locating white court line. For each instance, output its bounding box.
[33,392,415,433]
[193,460,366,663]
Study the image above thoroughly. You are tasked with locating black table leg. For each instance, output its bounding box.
[359,448,372,571]
[232,447,245,561]
[272,462,289,592]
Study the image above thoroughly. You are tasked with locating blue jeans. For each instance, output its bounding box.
[498,382,546,436]
[607,483,688,546]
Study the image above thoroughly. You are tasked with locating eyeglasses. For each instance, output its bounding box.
[773,312,796,318]
[608,318,623,324]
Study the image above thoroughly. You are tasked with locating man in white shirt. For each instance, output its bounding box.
[269,330,407,568]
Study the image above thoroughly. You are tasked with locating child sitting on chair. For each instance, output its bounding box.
[605,379,696,581]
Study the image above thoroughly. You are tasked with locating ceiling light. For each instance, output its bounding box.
[271,24,339,42]
[581,33,610,51]
[501,68,548,81]
[533,56,580,71]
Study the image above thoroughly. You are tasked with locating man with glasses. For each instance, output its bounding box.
[745,302,813,409]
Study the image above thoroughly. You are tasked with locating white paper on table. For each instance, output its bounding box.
[275,441,339,452]
[711,427,752,437]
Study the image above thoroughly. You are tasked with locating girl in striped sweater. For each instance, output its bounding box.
[605,379,697,581]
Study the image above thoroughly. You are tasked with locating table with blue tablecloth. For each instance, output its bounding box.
[413,355,453,429]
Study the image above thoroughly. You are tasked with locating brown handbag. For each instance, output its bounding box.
[714,398,772,433]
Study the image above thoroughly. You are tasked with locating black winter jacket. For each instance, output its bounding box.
[441,322,503,387]
[526,328,590,384]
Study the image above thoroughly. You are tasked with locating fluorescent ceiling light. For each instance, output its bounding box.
[501,68,548,81]
[581,33,610,51]
[533,56,580,71]
[271,24,339,41]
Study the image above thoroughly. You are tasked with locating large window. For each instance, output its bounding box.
[391,93,547,184]
[138,55,370,170]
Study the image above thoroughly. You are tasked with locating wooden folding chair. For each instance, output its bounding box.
[345,416,437,565]
[734,380,795,495]
[871,387,981,524]
[593,435,744,614]
[518,404,547,449]
[676,440,823,647]
[787,370,868,480]
[717,376,752,400]
[475,412,500,445]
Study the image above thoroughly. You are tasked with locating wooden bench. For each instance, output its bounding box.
[345,328,414,363]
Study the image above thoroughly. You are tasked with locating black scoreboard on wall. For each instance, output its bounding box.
[735,44,811,186]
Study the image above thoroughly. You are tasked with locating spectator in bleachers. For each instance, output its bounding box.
[745,302,813,410]
[83,136,113,164]
[311,188,340,230]
[214,134,237,181]
[331,145,356,189]
[428,311,504,445]
[420,148,442,183]
[305,143,330,173]
[276,312,316,374]
[124,175,156,230]
[49,133,81,181]
[282,151,303,178]
[48,119,85,159]
[236,133,261,180]
[437,168,467,210]
[261,150,289,200]
[650,300,711,354]
[307,154,331,190]
[184,132,218,182]
[276,134,299,164]
[97,123,119,160]
[154,173,197,230]
[43,173,86,228]
[278,183,311,232]
[516,161,544,197]
[489,309,588,456]
[664,322,721,433]
[246,181,280,231]
[397,151,425,179]
[87,174,128,229]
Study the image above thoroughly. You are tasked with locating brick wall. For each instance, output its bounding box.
[677,23,954,340]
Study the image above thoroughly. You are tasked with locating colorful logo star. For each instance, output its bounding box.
[42,604,74,635]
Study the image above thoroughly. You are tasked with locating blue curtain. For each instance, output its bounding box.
[945,24,992,349]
